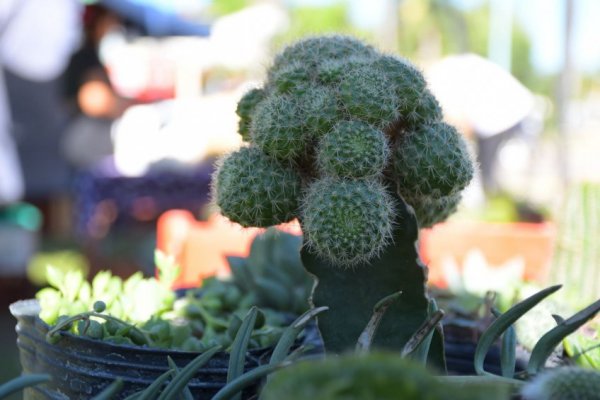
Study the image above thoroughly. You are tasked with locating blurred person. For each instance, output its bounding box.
[62,4,134,169]
[0,0,81,199]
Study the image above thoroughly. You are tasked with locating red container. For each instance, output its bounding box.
[419,221,557,288]
[156,210,301,289]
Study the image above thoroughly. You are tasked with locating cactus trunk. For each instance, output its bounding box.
[302,197,438,359]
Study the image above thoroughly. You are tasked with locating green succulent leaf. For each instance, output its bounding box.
[474,285,561,377]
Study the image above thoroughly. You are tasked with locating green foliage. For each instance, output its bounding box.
[226,227,313,315]
[208,0,250,17]
[0,374,50,399]
[474,285,600,379]
[521,367,600,400]
[27,249,89,287]
[301,178,395,266]
[563,319,600,370]
[549,182,600,308]
[271,32,375,75]
[261,352,447,400]
[213,146,301,227]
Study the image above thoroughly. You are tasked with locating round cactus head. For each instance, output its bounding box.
[215,35,475,266]
[212,146,301,227]
[236,87,266,141]
[301,178,395,266]
[316,120,389,179]
[393,122,474,198]
[269,35,378,78]
[521,367,600,400]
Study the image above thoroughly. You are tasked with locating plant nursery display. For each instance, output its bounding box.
[7,34,600,400]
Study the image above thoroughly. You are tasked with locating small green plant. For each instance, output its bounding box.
[225,227,313,315]
[0,374,50,399]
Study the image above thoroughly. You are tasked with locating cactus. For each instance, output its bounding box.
[212,146,301,227]
[227,228,313,315]
[269,35,378,79]
[548,182,600,307]
[260,352,445,400]
[521,367,600,400]
[236,87,266,141]
[316,120,389,178]
[393,122,474,198]
[301,178,395,265]
[212,35,474,357]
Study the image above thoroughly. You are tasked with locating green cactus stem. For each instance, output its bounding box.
[302,197,434,357]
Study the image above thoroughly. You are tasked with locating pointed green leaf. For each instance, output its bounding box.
[527,298,600,374]
[227,307,258,400]
[474,285,561,376]
[157,346,221,400]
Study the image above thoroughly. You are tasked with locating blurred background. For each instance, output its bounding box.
[1,0,599,388]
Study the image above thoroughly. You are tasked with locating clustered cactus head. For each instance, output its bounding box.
[213,35,474,266]
[521,367,600,400]
[213,146,301,228]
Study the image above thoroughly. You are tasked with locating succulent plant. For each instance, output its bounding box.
[316,120,389,178]
[236,87,266,141]
[394,122,474,198]
[261,352,447,400]
[301,178,395,265]
[212,146,301,227]
[227,227,313,315]
[521,367,600,400]
[214,35,474,264]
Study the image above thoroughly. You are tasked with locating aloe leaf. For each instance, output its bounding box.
[269,306,328,365]
[124,369,172,400]
[91,379,123,400]
[167,357,193,400]
[157,345,221,400]
[490,308,516,379]
[356,291,403,353]
[414,299,444,366]
[227,307,258,400]
[474,285,561,376]
[401,310,445,361]
[0,374,50,398]
[500,325,517,378]
[527,298,600,374]
[211,363,288,400]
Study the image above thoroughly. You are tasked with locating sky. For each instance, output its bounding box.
[288,0,600,75]
[143,0,600,74]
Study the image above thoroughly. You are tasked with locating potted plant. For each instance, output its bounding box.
[210,34,600,398]
[10,229,317,399]
[9,34,600,399]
